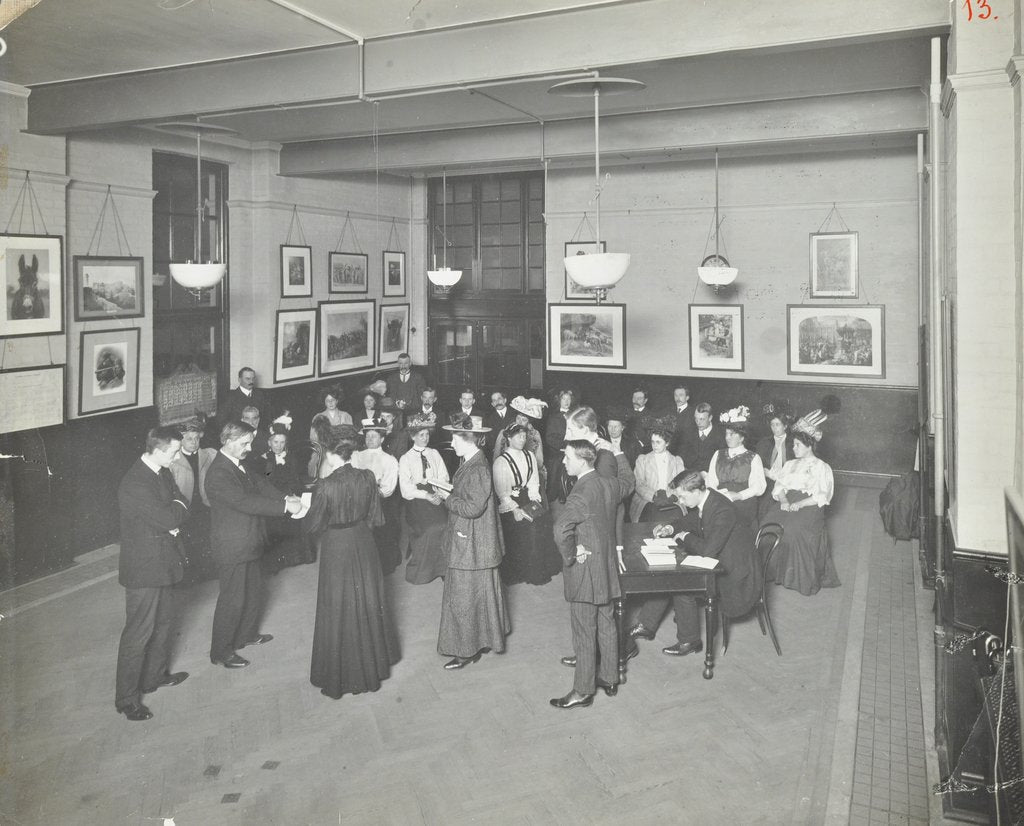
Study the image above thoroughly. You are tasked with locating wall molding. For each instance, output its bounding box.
[1007,56,1024,87]
[5,167,71,188]
[68,180,157,200]
[226,199,420,224]
[545,196,917,221]
[0,81,31,99]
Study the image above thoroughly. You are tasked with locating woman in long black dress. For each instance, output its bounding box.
[305,439,400,698]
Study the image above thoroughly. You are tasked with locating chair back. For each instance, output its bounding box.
[755,522,784,580]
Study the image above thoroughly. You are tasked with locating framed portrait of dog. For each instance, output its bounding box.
[1,233,65,338]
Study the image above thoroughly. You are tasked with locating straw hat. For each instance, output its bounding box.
[406,413,437,433]
[509,396,547,420]
[443,413,492,433]
[359,417,387,434]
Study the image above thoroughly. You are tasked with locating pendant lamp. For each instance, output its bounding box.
[427,169,462,293]
[549,75,645,303]
[697,148,738,291]
[158,121,235,293]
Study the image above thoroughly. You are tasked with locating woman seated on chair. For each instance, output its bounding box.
[629,428,685,523]
[760,425,840,596]
[755,403,793,520]
[705,406,767,530]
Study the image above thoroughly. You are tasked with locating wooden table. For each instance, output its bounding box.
[616,522,723,681]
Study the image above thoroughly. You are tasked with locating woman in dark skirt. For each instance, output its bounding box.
[305,439,399,698]
[705,406,767,531]
[493,423,561,586]
[397,415,450,584]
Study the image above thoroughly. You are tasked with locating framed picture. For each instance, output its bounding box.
[378,303,410,366]
[688,304,744,372]
[564,240,605,300]
[273,308,317,383]
[73,255,144,320]
[328,251,368,294]
[319,299,376,376]
[0,364,66,433]
[280,244,312,298]
[547,302,626,370]
[382,250,406,297]
[78,327,141,416]
[787,304,885,378]
[1,233,64,338]
[810,231,858,298]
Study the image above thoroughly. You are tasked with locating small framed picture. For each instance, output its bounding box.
[810,231,858,298]
[788,304,885,378]
[1,233,64,338]
[382,250,406,297]
[548,302,626,370]
[328,251,368,294]
[73,255,145,320]
[564,241,605,300]
[280,244,313,298]
[79,327,141,416]
[274,308,317,383]
[378,303,410,366]
[689,304,744,372]
[319,299,376,376]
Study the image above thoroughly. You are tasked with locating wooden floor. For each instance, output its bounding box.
[0,485,923,825]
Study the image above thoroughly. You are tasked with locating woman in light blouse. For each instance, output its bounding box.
[493,397,546,475]
[705,409,767,530]
[308,386,354,479]
[493,424,560,586]
[629,429,686,523]
[761,428,840,596]
[397,415,450,585]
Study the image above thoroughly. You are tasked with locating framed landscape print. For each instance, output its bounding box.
[378,303,410,366]
[564,240,605,300]
[280,244,312,298]
[382,251,406,297]
[319,299,376,376]
[73,255,144,320]
[328,251,368,294]
[689,304,744,372]
[78,327,141,416]
[274,308,317,383]
[548,302,626,370]
[810,231,858,298]
[1,233,64,338]
[788,304,885,378]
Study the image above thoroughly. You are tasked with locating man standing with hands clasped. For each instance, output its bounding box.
[550,440,631,709]
[205,421,303,669]
[115,426,192,721]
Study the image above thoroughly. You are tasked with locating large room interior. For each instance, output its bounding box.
[1,1,1023,824]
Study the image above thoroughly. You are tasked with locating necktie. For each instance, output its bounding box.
[700,431,707,441]
[418,450,429,477]
[158,467,176,496]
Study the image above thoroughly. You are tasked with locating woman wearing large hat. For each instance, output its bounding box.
[433,414,510,669]
[494,396,546,472]
[704,405,767,530]
[397,414,450,585]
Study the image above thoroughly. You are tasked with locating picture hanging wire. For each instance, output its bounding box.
[333,211,363,254]
[385,217,402,252]
[568,212,598,245]
[85,185,133,256]
[4,171,50,235]
[284,205,308,247]
[816,202,851,233]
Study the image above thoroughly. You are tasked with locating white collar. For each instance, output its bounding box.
[140,454,163,474]
[219,450,243,468]
[727,446,746,458]
[239,386,252,396]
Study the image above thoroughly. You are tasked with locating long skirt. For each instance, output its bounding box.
[437,567,510,657]
[404,499,448,584]
[310,523,400,698]
[762,503,840,596]
[498,508,561,586]
[375,492,402,576]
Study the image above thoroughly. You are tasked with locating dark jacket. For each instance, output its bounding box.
[117,458,189,588]
[668,407,699,459]
[386,369,427,411]
[442,450,504,570]
[204,451,288,565]
[684,423,727,472]
[220,387,268,426]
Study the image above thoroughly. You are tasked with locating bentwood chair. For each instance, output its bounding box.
[721,523,785,656]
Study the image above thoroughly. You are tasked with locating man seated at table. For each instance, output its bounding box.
[629,469,759,655]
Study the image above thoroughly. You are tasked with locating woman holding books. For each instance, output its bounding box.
[493,423,561,586]
[397,415,450,584]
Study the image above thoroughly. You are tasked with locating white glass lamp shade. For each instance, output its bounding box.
[696,265,738,287]
[563,252,630,289]
[426,267,462,288]
[169,262,226,290]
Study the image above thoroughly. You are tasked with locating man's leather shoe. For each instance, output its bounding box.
[211,653,250,668]
[118,702,153,721]
[628,622,655,640]
[561,645,638,668]
[241,633,273,647]
[663,641,703,656]
[596,680,618,697]
[142,671,189,694]
[443,649,485,670]
[560,655,577,668]
[550,691,594,709]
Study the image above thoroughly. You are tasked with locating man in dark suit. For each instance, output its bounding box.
[484,390,513,455]
[239,405,269,473]
[415,386,445,450]
[550,440,631,708]
[683,402,726,472]
[114,426,191,721]
[604,408,642,470]
[205,421,302,668]
[668,384,698,458]
[630,469,759,654]
[219,366,268,428]
[626,387,659,450]
[385,353,427,412]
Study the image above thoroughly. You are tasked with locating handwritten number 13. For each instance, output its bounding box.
[962,0,995,20]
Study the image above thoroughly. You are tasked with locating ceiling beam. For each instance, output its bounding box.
[24,0,947,135]
[279,88,928,176]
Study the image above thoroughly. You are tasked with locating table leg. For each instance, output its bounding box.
[614,597,629,684]
[703,595,717,680]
